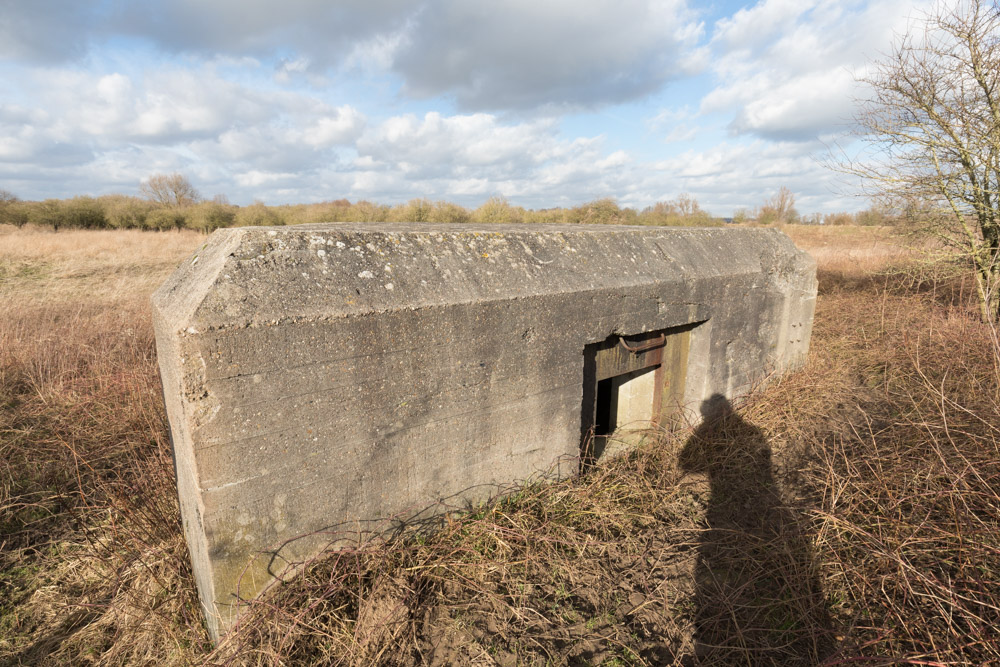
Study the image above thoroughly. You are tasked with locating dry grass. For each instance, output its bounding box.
[2,225,999,665]
[0,227,208,663]
[782,224,912,275]
[0,302,209,663]
[0,224,202,302]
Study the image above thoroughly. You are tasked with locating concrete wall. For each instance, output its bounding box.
[151,223,817,640]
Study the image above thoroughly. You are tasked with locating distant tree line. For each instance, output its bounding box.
[727,186,901,227]
[0,174,897,234]
[798,207,903,226]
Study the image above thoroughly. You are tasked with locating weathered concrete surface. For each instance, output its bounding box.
[151,223,816,640]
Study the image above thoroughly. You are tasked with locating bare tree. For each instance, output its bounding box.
[850,0,1000,321]
[140,172,201,207]
[756,186,799,225]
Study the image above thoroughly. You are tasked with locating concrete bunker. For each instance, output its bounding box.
[152,223,817,640]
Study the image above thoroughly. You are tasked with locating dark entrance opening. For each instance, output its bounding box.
[594,377,614,438]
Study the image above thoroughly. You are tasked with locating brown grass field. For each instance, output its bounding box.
[1,223,998,665]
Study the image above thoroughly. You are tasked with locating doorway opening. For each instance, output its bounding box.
[594,377,614,439]
[580,323,699,468]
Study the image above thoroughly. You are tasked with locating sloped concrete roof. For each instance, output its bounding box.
[153,223,813,333]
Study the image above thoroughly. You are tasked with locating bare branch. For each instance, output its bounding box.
[139,173,201,207]
[843,0,1000,321]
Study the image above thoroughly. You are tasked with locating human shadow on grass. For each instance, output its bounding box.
[679,394,833,665]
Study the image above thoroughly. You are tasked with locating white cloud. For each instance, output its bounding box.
[722,68,859,140]
[349,112,638,205]
[0,105,56,162]
[3,1,708,113]
[0,64,367,200]
[235,170,297,188]
[391,0,705,110]
[9,66,365,151]
[28,69,274,144]
[702,0,934,142]
[635,138,863,214]
[298,107,367,148]
[713,0,818,52]
[357,112,559,173]
[0,0,914,212]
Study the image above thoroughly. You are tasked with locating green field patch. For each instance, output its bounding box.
[0,260,50,283]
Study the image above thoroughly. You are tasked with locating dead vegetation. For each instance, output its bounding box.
[1,223,998,665]
[0,226,201,302]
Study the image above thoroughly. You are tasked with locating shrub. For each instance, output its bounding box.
[567,198,634,225]
[523,207,570,224]
[145,207,187,231]
[310,200,359,224]
[28,199,68,231]
[0,189,29,228]
[639,195,722,227]
[351,200,390,223]
[0,202,30,228]
[235,202,283,227]
[100,195,155,230]
[473,195,523,224]
[429,201,471,223]
[388,198,434,222]
[186,201,237,233]
[63,197,108,229]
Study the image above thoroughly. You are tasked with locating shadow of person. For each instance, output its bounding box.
[679,394,832,665]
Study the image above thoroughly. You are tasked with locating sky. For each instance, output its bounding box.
[0,0,935,215]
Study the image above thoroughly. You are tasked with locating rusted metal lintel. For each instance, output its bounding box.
[594,331,664,381]
[619,333,666,353]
